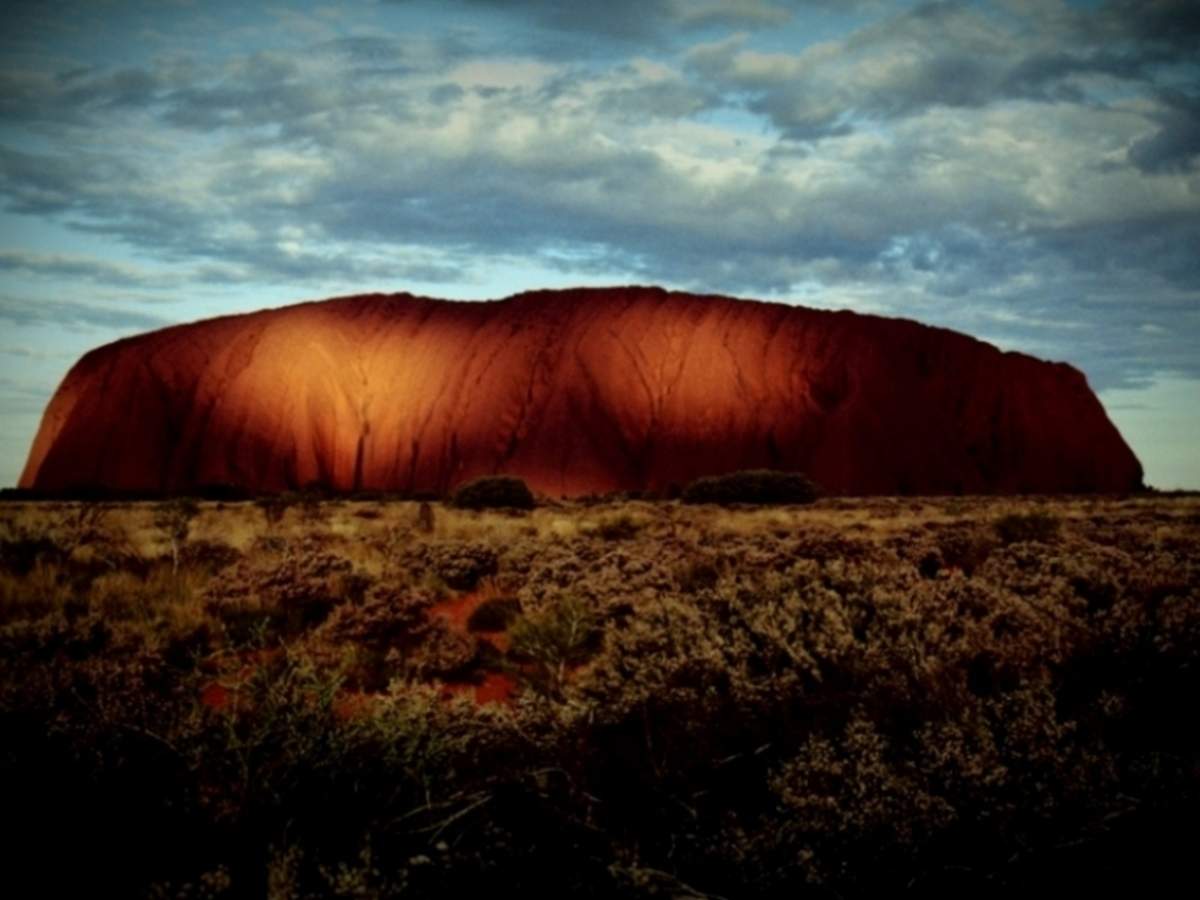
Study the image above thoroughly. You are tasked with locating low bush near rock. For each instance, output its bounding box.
[681,469,820,505]
[450,475,535,510]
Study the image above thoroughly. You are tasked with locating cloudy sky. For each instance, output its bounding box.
[1,0,1197,488]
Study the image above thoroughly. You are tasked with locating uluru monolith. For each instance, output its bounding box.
[19,286,1143,496]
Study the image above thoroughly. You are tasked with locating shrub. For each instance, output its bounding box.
[296,484,329,524]
[675,556,722,593]
[192,483,252,501]
[204,543,363,639]
[153,498,199,573]
[466,596,522,632]
[994,511,1060,545]
[3,494,1197,897]
[255,494,291,528]
[591,512,642,541]
[178,540,242,573]
[935,527,997,575]
[0,534,64,575]
[317,586,433,649]
[681,469,820,505]
[429,543,498,591]
[450,476,535,510]
[509,594,600,695]
[415,501,435,533]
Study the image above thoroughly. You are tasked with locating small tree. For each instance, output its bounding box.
[415,501,435,534]
[256,494,290,531]
[155,498,199,573]
[509,595,599,697]
[56,503,108,560]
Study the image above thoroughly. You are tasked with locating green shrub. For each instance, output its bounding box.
[681,469,820,505]
[509,594,599,695]
[450,475,535,510]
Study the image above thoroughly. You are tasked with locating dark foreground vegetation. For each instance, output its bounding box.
[1,492,1197,897]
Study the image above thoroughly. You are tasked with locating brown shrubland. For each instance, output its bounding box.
[0,493,1196,897]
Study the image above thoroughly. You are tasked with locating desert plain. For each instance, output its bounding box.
[1,489,1197,897]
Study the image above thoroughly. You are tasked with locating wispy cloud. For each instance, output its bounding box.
[0,296,172,331]
[0,344,77,360]
[0,249,177,287]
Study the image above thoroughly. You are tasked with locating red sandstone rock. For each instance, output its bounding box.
[19,286,1143,496]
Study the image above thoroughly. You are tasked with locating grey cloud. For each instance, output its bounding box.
[687,0,1200,140]
[1109,0,1200,48]
[429,83,465,105]
[1,3,1197,398]
[594,78,722,120]
[0,250,167,288]
[5,67,1195,392]
[0,250,256,290]
[315,35,411,67]
[0,345,76,361]
[1127,92,1200,173]
[1,41,435,137]
[673,0,791,29]
[160,53,329,132]
[391,0,794,43]
[60,67,162,111]
[0,145,108,216]
[462,0,672,40]
[0,296,171,331]
[1035,214,1200,291]
[0,377,54,416]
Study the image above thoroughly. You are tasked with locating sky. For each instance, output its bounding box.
[1,0,1197,489]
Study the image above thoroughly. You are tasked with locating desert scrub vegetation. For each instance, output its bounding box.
[682,468,820,505]
[509,593,601,696]
[993,509,1062,545]
[450,475,536,510]
[0,493,1197,897]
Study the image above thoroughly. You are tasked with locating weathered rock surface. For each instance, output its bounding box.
[19,286,1143,496]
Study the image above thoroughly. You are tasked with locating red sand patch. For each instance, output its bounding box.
[428,590,512,651]
[199,681,232,711]
[197,648,282,712]
[429,590,520,705]
[474,672,517,704]
[200,594,524,714]
[199,647,278,677]
[333,690,376,721]
[429,590,479,629]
